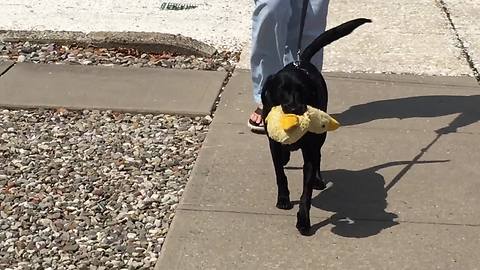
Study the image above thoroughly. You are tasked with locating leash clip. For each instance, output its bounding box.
[293,49,301,67]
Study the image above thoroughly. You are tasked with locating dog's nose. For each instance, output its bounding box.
[282,104,307,115]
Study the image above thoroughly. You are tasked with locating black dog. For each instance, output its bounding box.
[261,18,371,235]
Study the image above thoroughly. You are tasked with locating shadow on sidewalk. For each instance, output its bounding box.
[298,94,478,237]
[307,160,448,238]
[333,95,480,134]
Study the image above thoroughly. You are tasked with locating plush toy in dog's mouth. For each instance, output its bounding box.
[265,105,340,145]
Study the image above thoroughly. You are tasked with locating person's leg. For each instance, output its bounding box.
[303,0,329,69]
[283,0,329,69]
[249,0,292,130]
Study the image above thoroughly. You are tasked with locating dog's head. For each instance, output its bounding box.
[261,65,319,118]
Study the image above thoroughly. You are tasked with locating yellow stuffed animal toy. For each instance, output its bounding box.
[265,105,340,145]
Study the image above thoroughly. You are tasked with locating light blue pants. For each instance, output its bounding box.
[251,0,329,105]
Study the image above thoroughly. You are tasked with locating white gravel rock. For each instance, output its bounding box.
[0,109,210,269]
[1,42,239,72]
[16,55,26,62]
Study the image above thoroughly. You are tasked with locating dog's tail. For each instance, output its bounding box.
[300,18,372,63]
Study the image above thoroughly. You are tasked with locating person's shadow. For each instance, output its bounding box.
[333,95,480,134]
[295,94,479,237]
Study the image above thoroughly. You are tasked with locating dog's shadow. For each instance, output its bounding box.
[290,160,447,238]
[312,163,399,238]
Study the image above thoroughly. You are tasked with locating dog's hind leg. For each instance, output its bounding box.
[269,139,293,210]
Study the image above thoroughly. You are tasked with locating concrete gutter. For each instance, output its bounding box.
[0,30,217,57]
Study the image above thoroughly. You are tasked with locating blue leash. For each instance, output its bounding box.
[295,0,309,66]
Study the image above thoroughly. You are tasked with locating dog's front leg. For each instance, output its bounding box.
[268,139,293,210]
[296,148,319,235]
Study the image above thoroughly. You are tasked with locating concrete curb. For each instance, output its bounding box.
[0,30,217,57]
[236,41,250,70]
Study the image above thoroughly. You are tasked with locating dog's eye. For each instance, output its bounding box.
[322,124,326,128]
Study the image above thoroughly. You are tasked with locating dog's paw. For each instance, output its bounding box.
[312,178,326,190]
[296,212,312,236]
[276,197,293,210]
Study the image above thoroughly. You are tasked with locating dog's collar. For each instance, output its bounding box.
[293,61,309,76]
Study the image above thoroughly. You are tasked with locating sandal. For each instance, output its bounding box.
[248,107,265,132]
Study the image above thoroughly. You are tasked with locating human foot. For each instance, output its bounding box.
[248,106,265,132]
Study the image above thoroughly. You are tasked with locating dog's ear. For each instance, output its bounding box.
[261,75,276,108]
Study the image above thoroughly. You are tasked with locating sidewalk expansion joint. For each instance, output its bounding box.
[176,206,480,227]
[211,122,480,136]
[337,126,480,135]
[325,74,478,89]
[436,0,480,84]
[211,67,236,116]
[0,62,15,77]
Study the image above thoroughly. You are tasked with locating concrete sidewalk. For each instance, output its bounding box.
[2,0,479,77]
[0,62,227,115]
[0,0,253,50]
[155,70,480,269]
[236,0,479,78]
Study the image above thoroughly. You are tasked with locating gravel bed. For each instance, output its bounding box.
[0,41,239,72]
[0,108,212,269]
[0,40,231,269]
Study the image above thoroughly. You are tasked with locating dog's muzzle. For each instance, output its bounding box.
[281,104,307,115]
